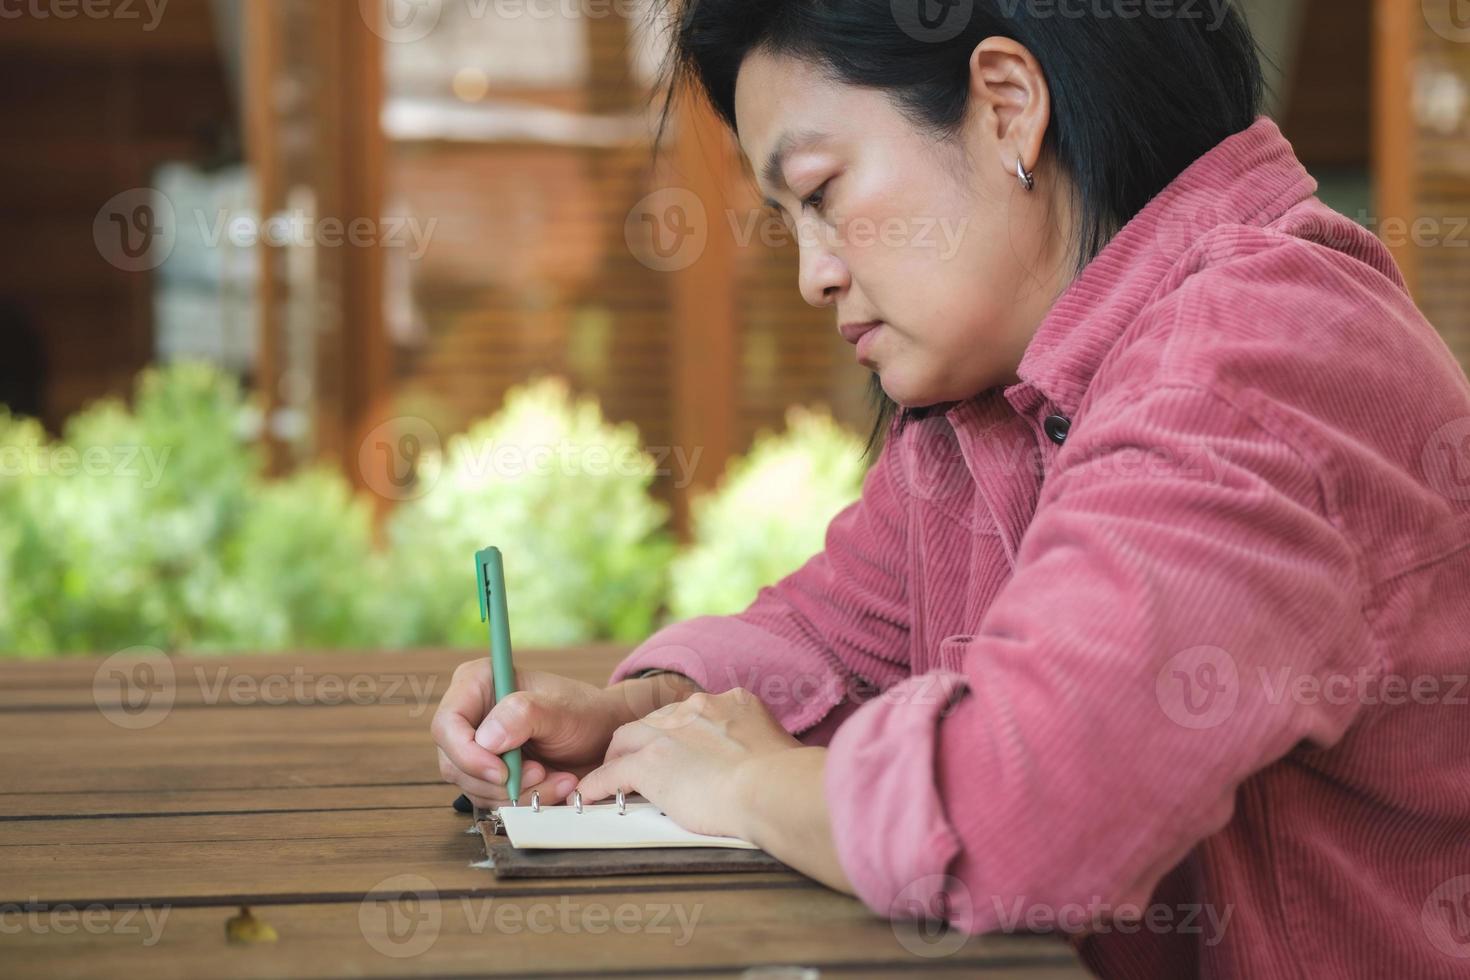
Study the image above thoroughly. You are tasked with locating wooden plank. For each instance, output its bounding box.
[0,783,452,819]
[0,707,453,793]
[0,646,630,705]
[0,891,1085,979]
[0,805,805,907]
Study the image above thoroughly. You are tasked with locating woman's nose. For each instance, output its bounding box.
[798,243,848,308]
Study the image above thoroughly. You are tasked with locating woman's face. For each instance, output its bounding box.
[733,43,1078,409]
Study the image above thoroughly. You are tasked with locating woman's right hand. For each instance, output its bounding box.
[432,661,626,809]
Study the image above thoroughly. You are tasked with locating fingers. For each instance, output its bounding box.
[438,747,550,806]
[476,688,562,755]
[576,754,636,805]
[432,661,509,784]
[455,769,580,811]
[602,715,664,764]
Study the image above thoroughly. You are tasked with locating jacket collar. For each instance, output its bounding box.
[944,114,1320,431]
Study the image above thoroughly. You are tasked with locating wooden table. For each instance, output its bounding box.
[0,647,1090,978]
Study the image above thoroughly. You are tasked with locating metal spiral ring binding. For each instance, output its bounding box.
[530,791,541,812]
[572,790,583,813]
[616,789,626,815]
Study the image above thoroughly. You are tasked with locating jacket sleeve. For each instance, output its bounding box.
[606,428,915,742]
[822,380,1378,930]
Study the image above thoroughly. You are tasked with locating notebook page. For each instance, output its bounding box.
[497,802,759,850]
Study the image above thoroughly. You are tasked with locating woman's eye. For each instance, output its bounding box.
[800,182,829,214]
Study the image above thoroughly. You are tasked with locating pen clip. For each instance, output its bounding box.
[475,547,495,623]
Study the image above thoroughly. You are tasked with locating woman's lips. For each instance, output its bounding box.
[839,320,883,364]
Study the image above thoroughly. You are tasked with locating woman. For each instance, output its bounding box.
[432,2,1470,975]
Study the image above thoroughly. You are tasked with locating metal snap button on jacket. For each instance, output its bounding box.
[1044,414,1072,445]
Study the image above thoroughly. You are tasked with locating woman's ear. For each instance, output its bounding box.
[966,36,1051,180]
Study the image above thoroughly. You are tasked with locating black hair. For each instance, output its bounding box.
[643,0,1267,458]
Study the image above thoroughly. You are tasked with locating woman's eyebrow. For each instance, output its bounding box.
[760,127,832,206]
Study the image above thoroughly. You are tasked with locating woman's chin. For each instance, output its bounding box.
[876,370,938,410]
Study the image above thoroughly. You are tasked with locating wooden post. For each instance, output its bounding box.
[668,90,739,540]
[1371,0,1419,296]
[329,0,391,497]
[243,0,285,475]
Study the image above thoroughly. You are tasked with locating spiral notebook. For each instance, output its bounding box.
[477,796,787,878]
[497,800,759,850]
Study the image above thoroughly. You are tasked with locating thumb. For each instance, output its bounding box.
[476,690,555,753]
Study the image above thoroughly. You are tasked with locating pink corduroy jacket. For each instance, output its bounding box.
[607,116,1470,978]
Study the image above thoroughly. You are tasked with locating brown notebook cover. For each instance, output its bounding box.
[477,821,790,879]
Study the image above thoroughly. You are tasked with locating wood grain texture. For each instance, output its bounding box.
[0,646,1088,977]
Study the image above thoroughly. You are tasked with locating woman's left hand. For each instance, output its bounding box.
[574,688,801,841]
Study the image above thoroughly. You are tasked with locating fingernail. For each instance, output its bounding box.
[476,719,507,750]
[557,778,576,797]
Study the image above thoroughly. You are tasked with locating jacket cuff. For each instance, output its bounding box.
[607,616,851,735]
[824,670,973,927]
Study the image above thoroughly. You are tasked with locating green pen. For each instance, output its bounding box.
[475,546,522,803]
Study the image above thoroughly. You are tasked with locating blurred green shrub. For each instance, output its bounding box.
[0,363,385,656]
[0,408,49,654]
[382,377,675,650]
[203,466,391,652]
[667,406,868,620]
[0,363,868,657]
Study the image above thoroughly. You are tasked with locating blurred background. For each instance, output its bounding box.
[0,0,1466,657]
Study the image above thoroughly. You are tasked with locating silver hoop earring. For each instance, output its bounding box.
[1016,156,1035,192]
